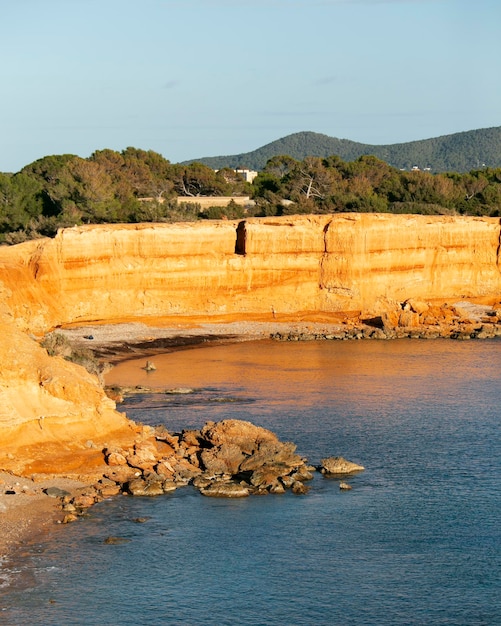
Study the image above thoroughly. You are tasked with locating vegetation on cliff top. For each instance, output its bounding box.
[2,141,501,244]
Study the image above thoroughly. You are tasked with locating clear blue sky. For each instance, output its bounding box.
[1,0,500,172]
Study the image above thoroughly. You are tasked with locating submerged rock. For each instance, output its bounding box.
[104,536,130,545]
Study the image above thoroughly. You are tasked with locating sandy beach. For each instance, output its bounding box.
[53,314,355,362]
[0,472,87,567]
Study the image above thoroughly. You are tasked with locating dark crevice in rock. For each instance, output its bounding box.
[235,220,247,255]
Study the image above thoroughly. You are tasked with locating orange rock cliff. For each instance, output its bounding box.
[1,214,501,472]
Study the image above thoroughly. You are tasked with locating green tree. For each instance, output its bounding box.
[286,157,334,201]
[171,163,226,197]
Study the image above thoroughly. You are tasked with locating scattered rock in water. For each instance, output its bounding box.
[103,536,130,545]
[161,479,177,492]
[126,477,164,497]
[339,482,352,490]
[292,481,310,495]
[142,360,156,372]
[199,480,250,498]
[319,456,365,475]
[51,420,364,510]
[132,517,150,523]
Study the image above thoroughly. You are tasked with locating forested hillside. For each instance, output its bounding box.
[187,127,501,172]
[1,147,501,244]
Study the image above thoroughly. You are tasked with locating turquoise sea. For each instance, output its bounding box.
[1,339,500,625]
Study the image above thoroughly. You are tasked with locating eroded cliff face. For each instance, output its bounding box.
[1,213,501,471]
[2,214,501,333]
[0,309,137,474]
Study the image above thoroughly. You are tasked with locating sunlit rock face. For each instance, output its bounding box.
[0,316,134,474]
[2,214,501,332]
[1,213,500,471]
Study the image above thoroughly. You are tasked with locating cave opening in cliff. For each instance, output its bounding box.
[235,221,246,255]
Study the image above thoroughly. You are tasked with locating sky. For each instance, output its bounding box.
[1,0,500,172]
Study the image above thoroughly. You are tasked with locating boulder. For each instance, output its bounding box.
[250,463,293,488]
[71,493,98,509]
[200,419,278,454]
[162,479,178,493]
[239,441,302,472]
[398,310,420,328]
[291,481,310,495]
[104,466,141,485]
[199,480,250,498]
[127,477,164,497]
[319,457,365,475]
[95,477,122,497]
[200,443,246,475]
[155,460,175,477]
[269,481,286,494]
[180,429,202,447]
[105,451,128,466]
[126,440,159,471]
[404,299,429,315]
[290,466,314,482]
[44,486,70,498]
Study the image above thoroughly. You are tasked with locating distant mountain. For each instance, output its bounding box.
[184,127,501,173]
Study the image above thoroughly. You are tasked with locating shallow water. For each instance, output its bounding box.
[1,339,500,625]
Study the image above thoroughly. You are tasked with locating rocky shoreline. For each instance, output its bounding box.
[51,299,501,371]
[270,300,501,342]
[2,298,500,567]
[58,419,364,525]
[0,417,364,562]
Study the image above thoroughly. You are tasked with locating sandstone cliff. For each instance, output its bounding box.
[1,214,501,472]
[3,214,501,333]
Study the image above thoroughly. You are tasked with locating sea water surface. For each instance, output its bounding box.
[1,339,500,625]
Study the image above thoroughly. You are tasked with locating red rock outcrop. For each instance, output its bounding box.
[1,214,501,472]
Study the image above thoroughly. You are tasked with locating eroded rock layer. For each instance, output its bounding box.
[1,214,500,333]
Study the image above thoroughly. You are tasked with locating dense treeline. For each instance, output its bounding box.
[0,149,252,243]
[1,148,501,244]
[253,154,501,217]
[187,127,501,173]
